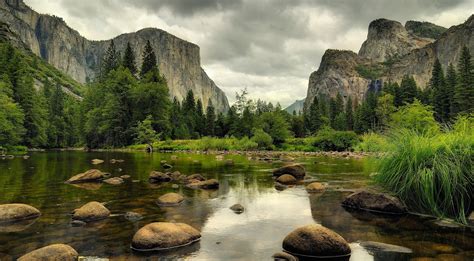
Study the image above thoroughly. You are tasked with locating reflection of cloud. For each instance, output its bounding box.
[194,188,315,260]
[24,0,472,107]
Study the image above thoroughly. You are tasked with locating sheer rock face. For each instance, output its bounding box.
[304,15,474,110]
[0,0,229,112]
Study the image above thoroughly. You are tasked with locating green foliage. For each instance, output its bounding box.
[399,75,418,105]
[354,132,392,152]
[122,42,137,75]
[140,40,157,77]
[258,111,291,144]
[251,128,273,149]
[0,82,25,146]
[390,100,439,135]
[356,64,383,80]
[453,46,474,115]
[375,93,396,129]
[134,115,159,146]
[312,127,360,151]
[102,40,120,77]
[375,118,473,223]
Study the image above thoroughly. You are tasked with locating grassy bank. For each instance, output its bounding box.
[374,116,473,223]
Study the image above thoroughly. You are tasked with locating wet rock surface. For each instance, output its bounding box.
[131,222,201,251]
[149,171,171,183]
[276,174,297,185]
[306,182,325,193]
[341,190,407,214]
[282,224,351,258]
[272,251,298,261]
[65,169,106,184]
[230,204,245,214]
[17,244,78,261]
[103,177,124,185]
[72,201,110,222]
[0,204,41,223]
[157,193,185,206]
[273,164,306,179]
[186,179,219,189]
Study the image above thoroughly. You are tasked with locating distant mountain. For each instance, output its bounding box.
[304,15,474,110]
[0,0,229,112]
[285,98,305,114]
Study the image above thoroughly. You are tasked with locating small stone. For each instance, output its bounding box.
[230,204,245,214]
[273,164,306,179]
[276,174,297,185]
[149,171,171,183]
[272,252,298,261]
[157,193,184,206]
[187,179,219,189]
[124,212,143,221]
[103,177,124,185]
[91,159,104,165]
[72,201,110,222]
[306,182,325,193]
[65,169,106,184]
[120,175,131,179]
[18,244,78,261]
[171,184,180,189]
[131,222,201,251]
[162,163,173,169]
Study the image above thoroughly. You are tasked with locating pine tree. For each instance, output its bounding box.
[399,75,417,105]
[140,40,157,77]
[430,59,449,122]
[195,99,205,136]
[123,42,137,75]
[205,101,216,136]
[307,96,322,133]
[453,46,473,114]
[329,97,337,128]
[102,40,119,76]
[446,63,457,120]
[345,97,353,130]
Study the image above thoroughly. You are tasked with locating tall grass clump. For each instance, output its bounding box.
[375,116,473,223]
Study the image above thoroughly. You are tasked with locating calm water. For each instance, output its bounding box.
[0,151,472,260]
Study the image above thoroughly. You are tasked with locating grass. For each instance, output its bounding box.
[129,137,259,151]
[355,132,393,152]
[375,116,473,223]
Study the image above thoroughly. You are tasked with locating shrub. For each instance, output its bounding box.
[251,128,273,149]
[355,132,392,152]
[390,100,439,135]
[375,121,473,223]
[312,127,361,151]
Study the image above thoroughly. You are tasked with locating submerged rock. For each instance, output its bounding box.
[103,177,124,185]
[306,182,325,193]
[282,224,351,258]
[131,222,201,251]
[149,171,171,183]
[276,174,297,185]
[162,163,173,169]
[91,159,104,165]
[341,190,407,214]
[273,164,305,179]
[187,179,219,189]
[0,218,38,233]
[18,244,78,261]
[272,252,298,261]
[230,204,245,214]
[65,169,106,184]
[70,220,86,227]
[157,193,184,206]
[124,212,143,221]
[72,201,110,222]
[0,204,41,223]
[359,241,412,253]
[274,182,287,191]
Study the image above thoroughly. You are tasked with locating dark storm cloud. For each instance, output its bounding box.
[25,0,473,105]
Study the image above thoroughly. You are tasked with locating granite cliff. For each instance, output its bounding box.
[304,15,472,110]
[0,0,229,112]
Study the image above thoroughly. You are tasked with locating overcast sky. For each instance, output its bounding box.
[25,0,473,107]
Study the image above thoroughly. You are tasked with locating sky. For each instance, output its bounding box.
[25,0,473,107]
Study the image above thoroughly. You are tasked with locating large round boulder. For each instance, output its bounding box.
[187,179,219,189]
[18,244,78,261]
[341,190,407,214]
[306,182,326,193]
[276,174,297,185]
[0,204,41,223]
[282,224,351,258]
[157,193,184,206]
[149,171,171,183]
[273,164,305,179]
[65,169,106,184]
[131,222,201,251]
[72,201,110,222]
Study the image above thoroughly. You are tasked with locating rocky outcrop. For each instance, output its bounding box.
[284,98,305,114]
[131,222,201,251]
[304,15,474,110]
[0,0,229,112]
[18,244,78,261]
[282,224,351,258]
[0,203,40,222]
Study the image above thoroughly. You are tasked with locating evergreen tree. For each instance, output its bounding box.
[102,40,119,76]
[399,75,418,105]
[205,102,216,136]
[0,81,25,146]
[329,97,337,128]
[430,59,449,122]
[215,113,227,137]
[453,46,473,114]
[446,63,457,120]
[140,40,157,77]
[345,97,353,130]
[122,42,137,75]
[195,99,205,136]
[46,83,67,147]
[307,96,322,134]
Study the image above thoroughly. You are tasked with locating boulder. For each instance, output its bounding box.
[149,171,171,183]
[18,244,78,261]
[276,174,297,185]
[186,174,206,183]
[0,204,41,223]
[65,169,106,184]
[306,182,325,193]
[169,171,182,181]
[103,177,124,185]
[230,204,245,214]
[341,190,407,214]
[187,179,219,189]
[273,164,305,179]
[282,224,351,258]
[131,222,201,251]
[272,252,298,261]
[157,193,185,206]
[91,159,104,165]
[72,201,110,222]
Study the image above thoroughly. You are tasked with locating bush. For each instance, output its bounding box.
[355,132,392,152]
[375,119,473,223]
[390,100,439,135]
[312,127,361,151]
[251,128,273,149]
